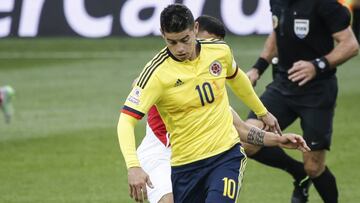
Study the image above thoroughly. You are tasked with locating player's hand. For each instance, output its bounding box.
[288,60,316,86]
[128,167,154,202]
[246,68,260,87]
[258,112,282,135]
[278,133,311,152]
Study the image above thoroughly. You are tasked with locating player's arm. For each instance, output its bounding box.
[226,67,266,116]
[231,108,310,152]
[118,74,161,202]
[247,31,277,86]
[226,63,281,134]
[117,114,153,202]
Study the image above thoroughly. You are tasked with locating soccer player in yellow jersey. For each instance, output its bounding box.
[117,4,310,203]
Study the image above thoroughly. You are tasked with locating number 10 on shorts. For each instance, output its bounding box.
[222,177,237,199]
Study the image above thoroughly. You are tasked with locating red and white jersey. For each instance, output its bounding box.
[137,108,172,203]
[147,106,170,147]
[137,108,171,171]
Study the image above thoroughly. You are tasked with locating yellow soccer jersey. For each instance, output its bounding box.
[123,39,245,166]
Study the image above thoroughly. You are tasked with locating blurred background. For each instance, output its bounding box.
[0,0,359,202]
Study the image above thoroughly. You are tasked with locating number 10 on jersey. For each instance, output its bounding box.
[195,82,215,106]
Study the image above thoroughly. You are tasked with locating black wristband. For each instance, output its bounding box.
[311,56,330,75]
[253,57,269,75]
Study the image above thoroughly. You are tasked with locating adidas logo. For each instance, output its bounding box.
[174,79,184,87]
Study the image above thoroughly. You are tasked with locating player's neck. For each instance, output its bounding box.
[189,41,201,61]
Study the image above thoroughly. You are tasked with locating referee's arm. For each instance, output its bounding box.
[325,26,359,67]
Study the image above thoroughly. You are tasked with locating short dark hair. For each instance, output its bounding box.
[195,15,226,39]
[160,4,194,33]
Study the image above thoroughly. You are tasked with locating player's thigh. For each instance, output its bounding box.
[144,163,172,203]
[171,166,206,203]
[298,106,335,150]
[139,147,172,203]
[303,150,326,177]
[247,88,297,130]
[158,193,173,203]
[205,155,247,203]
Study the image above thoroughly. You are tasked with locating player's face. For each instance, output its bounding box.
[162,24,198,61]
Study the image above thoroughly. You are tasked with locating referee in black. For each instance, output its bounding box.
[244,0,359,203]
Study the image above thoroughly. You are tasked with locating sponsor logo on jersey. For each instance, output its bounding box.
[127,96,140,105]
[209,61,222,77]
[133,87,141,97]
[294,19,309,39]
[127,87,141,105]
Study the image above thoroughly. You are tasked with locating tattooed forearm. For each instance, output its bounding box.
[247,127,265,146]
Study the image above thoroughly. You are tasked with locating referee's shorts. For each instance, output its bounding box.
[248,82,337,150]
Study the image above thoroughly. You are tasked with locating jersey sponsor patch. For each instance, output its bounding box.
[127,96,140,105]
[133,87,141,97]
[127,88,142,105]
[209,61,222,77]
[294,19,309,39]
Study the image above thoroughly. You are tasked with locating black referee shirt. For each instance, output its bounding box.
[268,0,351,96]
[270,0,350,76]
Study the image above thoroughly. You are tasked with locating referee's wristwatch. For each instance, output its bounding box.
[311,57,330,75]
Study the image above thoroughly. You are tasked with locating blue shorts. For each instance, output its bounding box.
[171,144,247,203]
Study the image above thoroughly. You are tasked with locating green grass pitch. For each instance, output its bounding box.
[0,36,359,202]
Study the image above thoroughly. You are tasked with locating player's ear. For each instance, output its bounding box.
[160,28,165,39]
[194,21,199,36]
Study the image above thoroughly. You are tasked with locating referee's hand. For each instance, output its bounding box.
[288,60,316,86]
[128,167,154,202]
[246,68,260,87]
[258,112,282,135]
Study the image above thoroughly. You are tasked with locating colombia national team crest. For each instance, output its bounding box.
[209,61,222,77]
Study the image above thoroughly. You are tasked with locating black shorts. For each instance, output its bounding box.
[248,79,338,150]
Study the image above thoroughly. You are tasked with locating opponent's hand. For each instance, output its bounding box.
[258,112,282,135]
[246,68,260,87]
[288,60,316,86]
[128,167,154,202]
[278,133,311,152]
